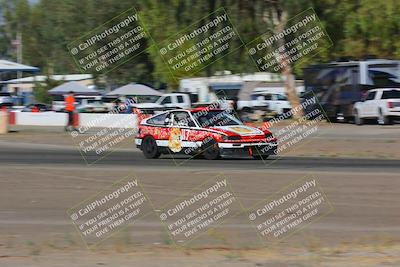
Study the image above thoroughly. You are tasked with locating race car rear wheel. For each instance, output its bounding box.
[142,136,161,159]
[202,139,220,160]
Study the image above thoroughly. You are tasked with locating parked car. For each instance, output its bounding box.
[133,93,191,110]
[0,92,13,107]
[303,59,400,122]
[238,93,291,115]
[52,95,107,113]
[135,108,278,160]
[101,96,120,111]
[76,98,109,113]
[52,94,67,112]
[21,103,53,112]
[353,88,400,125]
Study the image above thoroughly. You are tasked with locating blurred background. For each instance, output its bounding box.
[1,0,399,91]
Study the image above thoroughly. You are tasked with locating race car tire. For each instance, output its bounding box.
[142,136,161,159]
[193,153,204,159]
[253,155,269,160]
[202,139,220,160]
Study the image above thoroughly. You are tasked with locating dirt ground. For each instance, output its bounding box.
[2,244,400,267]
[1,123,399,266]
[1,164,399,266]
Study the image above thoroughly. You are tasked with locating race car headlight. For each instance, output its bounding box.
[222,135,241,141]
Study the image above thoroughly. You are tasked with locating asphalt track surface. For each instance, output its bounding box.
[1,136,400,264]
[0,143,399,173]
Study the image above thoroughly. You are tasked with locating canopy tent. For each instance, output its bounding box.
[0,74,92,84]
[48,81,100,95]
[0,59,39,73]
[106,83,162,96]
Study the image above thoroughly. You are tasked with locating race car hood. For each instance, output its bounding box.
[210,125,264,136]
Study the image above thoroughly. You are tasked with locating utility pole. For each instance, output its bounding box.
[12,31,23,78]
[16,31,22,79]
[10,31,23,102]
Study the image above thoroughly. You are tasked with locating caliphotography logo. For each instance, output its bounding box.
[68,7,152,74]
[67,175,154,247]
[156,7,245,81]
[69,97,139,165]
[247,175,334,244]
[157,175,244,246]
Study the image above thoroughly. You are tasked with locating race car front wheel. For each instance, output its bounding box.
[142,136,161,159]
[202,139,220,160]
[253,155,269,160]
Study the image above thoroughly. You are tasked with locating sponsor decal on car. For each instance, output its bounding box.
[168,128,183,152]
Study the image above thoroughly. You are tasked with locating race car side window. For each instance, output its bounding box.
[172,111,195,127]
[147,112,168,126]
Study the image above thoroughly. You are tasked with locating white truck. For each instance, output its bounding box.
[133,93,192,110]
[134,92,291,117]
[238,92,291,115]
[353,88,400,125]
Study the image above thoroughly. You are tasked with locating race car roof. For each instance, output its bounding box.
[189,107,224,112]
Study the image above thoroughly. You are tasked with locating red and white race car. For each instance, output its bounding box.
[135,108,278,160]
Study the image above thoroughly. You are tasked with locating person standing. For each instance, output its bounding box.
[64,91,76,131]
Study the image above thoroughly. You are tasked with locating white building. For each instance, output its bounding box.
[179,71,303,102]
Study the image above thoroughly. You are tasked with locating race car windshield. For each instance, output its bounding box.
[193,110,242,127]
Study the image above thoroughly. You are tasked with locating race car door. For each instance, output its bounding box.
[170,111,199,153]
[144,112,173,142]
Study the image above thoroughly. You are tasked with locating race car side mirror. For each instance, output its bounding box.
[164,118,170,125]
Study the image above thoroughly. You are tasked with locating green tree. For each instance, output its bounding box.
[33,76,63,104]
[1,0,400,94]
[342,0,400,58]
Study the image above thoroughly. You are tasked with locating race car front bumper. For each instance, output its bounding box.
[218,142,278,157]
